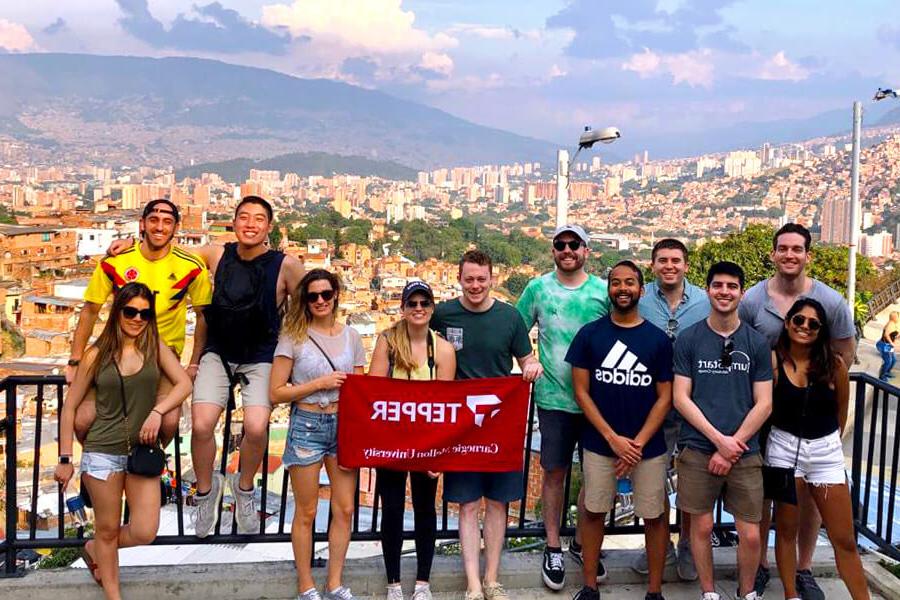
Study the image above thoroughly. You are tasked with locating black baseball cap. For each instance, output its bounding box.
[401,280,434,305]
[142,199,180,223]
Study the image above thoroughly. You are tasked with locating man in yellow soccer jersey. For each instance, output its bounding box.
[67,198,212,445]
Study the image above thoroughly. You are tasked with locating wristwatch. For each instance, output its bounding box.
[58,456,71,465]
[67,358,80,367]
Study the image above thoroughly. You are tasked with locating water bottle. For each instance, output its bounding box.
[66,494,89,528]
[616,477,634,511]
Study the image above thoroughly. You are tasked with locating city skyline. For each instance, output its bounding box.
[0,1,898,157]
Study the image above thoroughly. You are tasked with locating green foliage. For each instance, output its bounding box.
[0,205,17,225]
[504,273,531,299]
[37,524,94,569]
[285,209,372,247]
[268,224,282,249]
[689,225,876,318]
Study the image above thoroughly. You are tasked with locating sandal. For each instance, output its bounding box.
[81,541,101,586]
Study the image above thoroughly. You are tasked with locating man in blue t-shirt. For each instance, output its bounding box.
[565,261,674,600]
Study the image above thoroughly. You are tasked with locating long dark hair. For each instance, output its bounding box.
[282,269,341,343]
[91,282,159,377]
[775,298,836,384]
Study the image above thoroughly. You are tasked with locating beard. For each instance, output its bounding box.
[143,231,174,251]
[554,254,585,273]
[611,294,640,313]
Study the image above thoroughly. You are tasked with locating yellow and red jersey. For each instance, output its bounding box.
[84,242,212,355]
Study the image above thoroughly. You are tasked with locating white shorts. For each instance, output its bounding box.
[765,426,846,486]
[192,352,273,409]
[81,452,128,481]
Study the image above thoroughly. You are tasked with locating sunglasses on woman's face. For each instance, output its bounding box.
[307,289,335,303]
[122,306,152,321]
[405,299,432,309]
[790,314,822,331]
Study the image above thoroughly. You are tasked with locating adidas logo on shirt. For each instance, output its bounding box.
[594,340,653,387]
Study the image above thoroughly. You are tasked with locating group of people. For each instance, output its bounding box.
[49,196,869,600]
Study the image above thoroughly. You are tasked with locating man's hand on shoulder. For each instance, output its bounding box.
[106,237,134,257]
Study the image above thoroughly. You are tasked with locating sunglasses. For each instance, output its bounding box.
[665,318,679,340]
[122,306,153,321]
[553,239,584,252]
[307,290,335,303]
[790,314,822,331]
[720,337,734,368]
[405,299,433,309]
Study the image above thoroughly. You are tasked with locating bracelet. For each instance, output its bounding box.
[151,409,163,417]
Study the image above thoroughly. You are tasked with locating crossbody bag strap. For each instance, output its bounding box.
[427,329,435,380]
[112,360,133,455]
[307,333,338,371]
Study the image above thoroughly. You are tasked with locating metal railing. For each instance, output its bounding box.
[850,372,900,560]
[4,372,896,576]
[865,277,900,320]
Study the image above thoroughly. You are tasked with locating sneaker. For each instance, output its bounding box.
[739,593,759,600]
[323,587,356,600]
[542,546,566,590]
[464,592,484,600]
[193,473,224,538]
[676,539,698,582]
[411,583,433,600]
[386,585,404,600]
[700,593,720,600]
[228,473,258,534]
[645,594,665,600]
[795,569,825,600]
[482,581,510,600]
[753,565,770,597]
[297,589,322,600]
[568,541,608,582]
[573,586,600,600]
[632,541,677,575]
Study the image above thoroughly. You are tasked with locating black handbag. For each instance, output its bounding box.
[114,361,166,477]
[762,380,809,505]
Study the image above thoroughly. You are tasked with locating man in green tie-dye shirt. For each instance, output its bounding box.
[516,224,610,591]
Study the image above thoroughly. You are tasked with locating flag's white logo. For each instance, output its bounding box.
[595,340,653,387]
[466,394,501,427]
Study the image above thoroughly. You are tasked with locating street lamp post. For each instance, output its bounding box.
[555,126,621,228]
[847,101,862,312]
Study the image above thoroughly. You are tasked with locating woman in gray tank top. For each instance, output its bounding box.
[54,283,192,600]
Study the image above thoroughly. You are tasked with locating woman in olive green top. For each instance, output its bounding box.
[54,282,192,600]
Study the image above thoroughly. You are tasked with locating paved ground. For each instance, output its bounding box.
[343,578,882,599]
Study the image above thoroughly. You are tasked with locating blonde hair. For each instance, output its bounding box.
[282,269,341,343]
[383,320,419,374]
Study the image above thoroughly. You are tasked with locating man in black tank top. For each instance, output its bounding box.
[185,196,304,537]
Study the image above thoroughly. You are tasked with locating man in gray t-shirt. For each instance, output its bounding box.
[737,223,854,600]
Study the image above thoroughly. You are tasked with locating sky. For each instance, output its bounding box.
[1,0,899,157]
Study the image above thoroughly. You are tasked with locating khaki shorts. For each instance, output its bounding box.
[192,352,273,409]
[583,451,668,519]
[676,447,763,523]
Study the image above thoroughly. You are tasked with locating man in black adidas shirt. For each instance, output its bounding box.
[565,261,674,600]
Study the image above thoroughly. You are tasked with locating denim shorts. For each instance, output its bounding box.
[81,451,128,481]
[283,407,338,468]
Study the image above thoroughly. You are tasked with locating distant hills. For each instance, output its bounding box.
[0,53,559,169]
[176,151,419,181]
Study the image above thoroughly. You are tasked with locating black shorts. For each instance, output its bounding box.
[537,407,585,471]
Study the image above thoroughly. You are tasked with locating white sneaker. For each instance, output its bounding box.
[701,593,721,600]
[386,585,404,600]
[228,473,258,534]
[193,473,224,538]
[739,593,758,600]
[411,583,433,600]
[297,588,322,600]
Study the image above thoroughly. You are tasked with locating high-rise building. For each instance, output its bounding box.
[724,151,762,178]
[820,197,852,244]
[860,231,893,257]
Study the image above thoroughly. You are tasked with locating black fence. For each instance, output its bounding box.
[3,372,898,577]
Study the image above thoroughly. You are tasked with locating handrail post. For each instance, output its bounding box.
[850,377,867,526]
[3,378,19,577]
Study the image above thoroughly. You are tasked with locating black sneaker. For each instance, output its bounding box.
[644,593,665,600]
[753,565,770,598]
[542,547,566,591]
[573,586,600,600]
[795,569,825,600]
[568,542,608,582]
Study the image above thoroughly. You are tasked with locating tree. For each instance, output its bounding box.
[504,273,531,299]
[268,224,282,249]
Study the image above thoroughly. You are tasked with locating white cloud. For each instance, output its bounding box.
[622,48,661,77]
[261,0,456,55]
[757,51,808,81]
[0,19,36,52]
[622,48,713,88]
[419,51,453,77]
[447,23,543,42]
